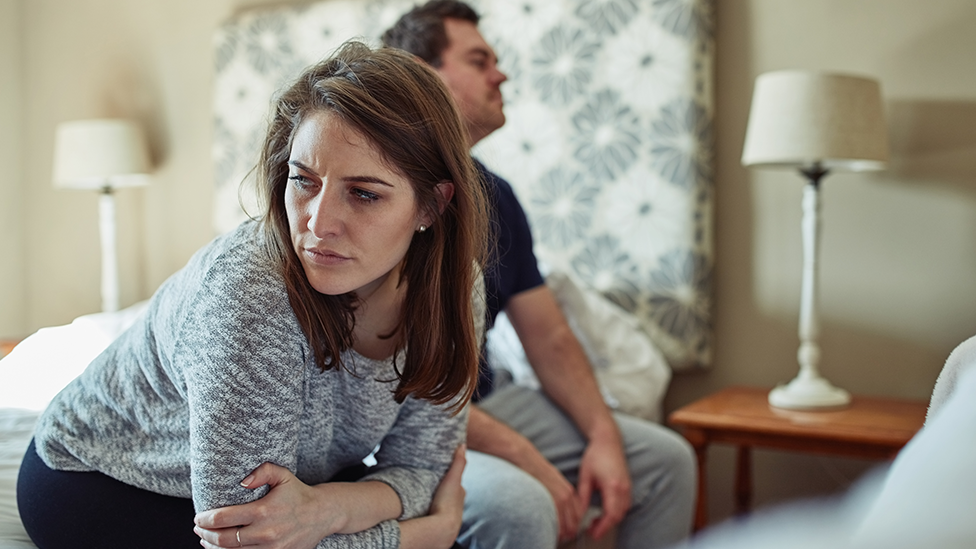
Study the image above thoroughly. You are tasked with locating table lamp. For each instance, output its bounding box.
[741,71,889,409]
[53,119,151,313]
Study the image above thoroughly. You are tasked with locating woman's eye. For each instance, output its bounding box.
[352,188,379,203]
[288,174,315,190]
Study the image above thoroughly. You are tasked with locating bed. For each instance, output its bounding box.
[1,0,715,546]
[0,304,148,548]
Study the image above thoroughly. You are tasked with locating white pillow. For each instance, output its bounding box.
[485,271,671,422]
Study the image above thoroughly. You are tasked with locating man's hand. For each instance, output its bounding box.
[577,437,632,539]
[467,406,585,541]
[505,286,633,540]
[516,443,585,542]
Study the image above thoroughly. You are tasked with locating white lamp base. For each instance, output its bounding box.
[768,375,851,410]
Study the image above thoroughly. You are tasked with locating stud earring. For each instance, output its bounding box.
[418,225,427,233]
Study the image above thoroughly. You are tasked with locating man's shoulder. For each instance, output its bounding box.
[473,158,520,206]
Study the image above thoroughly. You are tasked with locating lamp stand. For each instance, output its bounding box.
[768,165,851,409]
[98,186,120,313]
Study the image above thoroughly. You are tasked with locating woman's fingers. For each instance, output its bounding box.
[443,444,467,484]
[240,461,295,489]
[195,462,296,530]
[194,525,242,548]
[429,444,467,518]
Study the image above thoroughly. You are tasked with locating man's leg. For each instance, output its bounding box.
[459,450,559,549]
[479,382,696,549]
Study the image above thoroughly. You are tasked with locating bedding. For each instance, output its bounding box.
[487,270,671,422]
[0,303,148,549]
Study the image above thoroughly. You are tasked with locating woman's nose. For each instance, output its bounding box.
[308,189,343,238]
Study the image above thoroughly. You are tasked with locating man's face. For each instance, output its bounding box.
[436,18,508,147]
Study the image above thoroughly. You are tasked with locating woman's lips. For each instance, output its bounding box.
[304,248,351,266]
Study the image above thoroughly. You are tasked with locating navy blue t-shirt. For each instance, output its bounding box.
[475,160,545,400]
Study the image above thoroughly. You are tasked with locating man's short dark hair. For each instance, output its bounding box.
[381,0,480,67]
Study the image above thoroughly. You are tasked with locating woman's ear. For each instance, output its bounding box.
[420,181,456,228]
[434,181,455,214]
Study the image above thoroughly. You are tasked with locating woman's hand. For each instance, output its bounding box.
[194,463,337,549]
[399,444,467,549]
[194,462,400,549]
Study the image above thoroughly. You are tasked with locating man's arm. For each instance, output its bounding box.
[504,285,632,539]
[467,405,583,540]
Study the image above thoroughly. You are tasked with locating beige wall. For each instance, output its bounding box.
[0,0,25,338]
[1,0,975,529]
[666,0,976,523]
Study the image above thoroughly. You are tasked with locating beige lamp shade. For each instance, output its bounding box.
[53,119,151,190]
[741,71,889,171]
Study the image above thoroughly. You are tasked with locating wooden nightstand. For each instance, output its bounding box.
[668,386,927,531]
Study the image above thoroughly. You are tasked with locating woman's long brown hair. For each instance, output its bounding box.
[256,41,488,412]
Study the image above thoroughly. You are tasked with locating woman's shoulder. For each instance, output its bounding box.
[151,220,292,322]
[172,221,278,288]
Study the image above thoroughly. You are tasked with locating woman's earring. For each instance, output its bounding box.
[418,225,427,233]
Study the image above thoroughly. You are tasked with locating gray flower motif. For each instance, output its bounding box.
[244,14,293,75]
[212,118,239,191]
[214,27,239,75]
[573,0,639,36]
[647,249,710,344]
[649,98,713,190]
[532,25,600,105]
[363,0,415,43]
[572,89,642,180]
[651,0,715,43]
[529,168,600,247]
[571,235,641,312]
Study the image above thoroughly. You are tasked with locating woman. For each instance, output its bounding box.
[18,41,488,549]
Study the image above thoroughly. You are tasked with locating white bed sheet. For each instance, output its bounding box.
[0,303,147,549]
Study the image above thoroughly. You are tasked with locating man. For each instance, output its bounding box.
[383,3,696,548]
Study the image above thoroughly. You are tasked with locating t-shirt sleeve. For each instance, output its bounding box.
[480,165,545,326]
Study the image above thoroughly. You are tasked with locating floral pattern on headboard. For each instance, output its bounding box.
[212,0,715,370]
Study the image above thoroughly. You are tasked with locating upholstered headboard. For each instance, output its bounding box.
[212,0,715,371]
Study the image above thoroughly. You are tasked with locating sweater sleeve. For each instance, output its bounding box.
[363,399,469,520]
[175,247,309,512]
[315,520,400,549]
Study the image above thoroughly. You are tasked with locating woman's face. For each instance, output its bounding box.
[285,110,426,299]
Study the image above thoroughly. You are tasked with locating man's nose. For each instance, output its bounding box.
[492,66,508,86]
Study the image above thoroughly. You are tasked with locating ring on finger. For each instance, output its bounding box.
[237,527,242,547]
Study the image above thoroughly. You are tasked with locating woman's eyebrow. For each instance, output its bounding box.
[289,160,394,187]
[288,160,319,176]
[343,175,394,187]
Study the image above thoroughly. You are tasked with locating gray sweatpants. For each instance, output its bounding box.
[458,378,696,549]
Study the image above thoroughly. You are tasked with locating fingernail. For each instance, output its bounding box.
[241,475,254,487]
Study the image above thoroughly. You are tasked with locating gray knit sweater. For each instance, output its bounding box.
[33,221,473,548]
